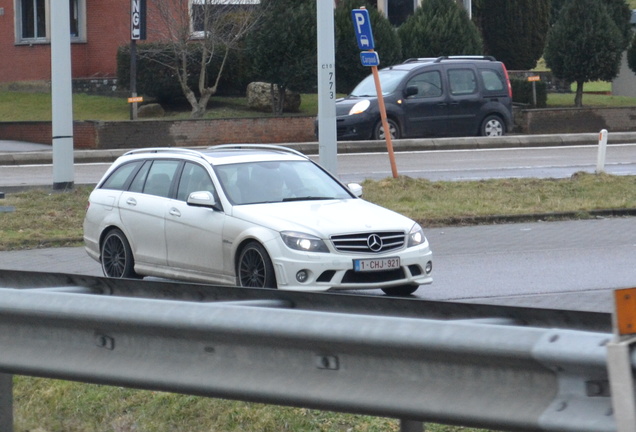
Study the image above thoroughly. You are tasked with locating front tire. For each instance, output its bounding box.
[373,118,400,140]
[480,115,505,137]
[237,241,277,288]
[101,228,139,278]
[382,284,419,296]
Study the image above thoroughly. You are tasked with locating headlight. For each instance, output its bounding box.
[281,231,329,253]
[348,99,370,115]
[407,223,427,247]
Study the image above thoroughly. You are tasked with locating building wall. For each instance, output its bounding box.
[0,0,157,83]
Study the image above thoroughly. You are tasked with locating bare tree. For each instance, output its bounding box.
[148,0,262,118]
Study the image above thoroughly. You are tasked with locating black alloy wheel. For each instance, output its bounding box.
[101,228,139,278]
[237,241,277,288]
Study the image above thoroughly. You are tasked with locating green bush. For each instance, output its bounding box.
[511,78,547,107]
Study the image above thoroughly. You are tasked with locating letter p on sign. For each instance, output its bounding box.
[351,9,374,51]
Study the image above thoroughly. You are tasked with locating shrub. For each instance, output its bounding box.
[117,43,252,105]
[510,78,547,108]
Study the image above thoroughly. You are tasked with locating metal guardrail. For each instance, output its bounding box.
[0,270,630,432]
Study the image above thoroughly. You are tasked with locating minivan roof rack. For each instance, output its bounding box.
[402,57,440,63]
[433,55,497,63]
[123,148,207,159]
[208,144,308,159]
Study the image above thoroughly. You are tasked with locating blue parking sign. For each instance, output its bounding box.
[351,9,374,51]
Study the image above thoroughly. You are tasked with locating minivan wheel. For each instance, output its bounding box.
[101,228,139,279]
[373,118,400,140]
[480,115,505,137]
[237,241,277,288]
[381,284,419,296]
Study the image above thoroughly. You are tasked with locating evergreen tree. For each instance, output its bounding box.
[544,0,624,106]
[397,0,482,59]
[246,0,317,114]
[600,0,633,50]
[334,0,402,94]
[474,0,550,70]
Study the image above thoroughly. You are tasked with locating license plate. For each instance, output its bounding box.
[353,257,400,272]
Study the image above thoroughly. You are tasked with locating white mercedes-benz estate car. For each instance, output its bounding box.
[83,145,433,296]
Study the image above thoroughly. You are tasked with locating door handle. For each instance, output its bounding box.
[169,208,181,217]
[125,197,137,206]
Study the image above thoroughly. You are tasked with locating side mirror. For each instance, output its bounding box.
[404,86,418,98]
[347,183,363,198]
[187,191,219,209]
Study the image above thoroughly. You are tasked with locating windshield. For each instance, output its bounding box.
[215,160,354,205]
[350,69,409,97]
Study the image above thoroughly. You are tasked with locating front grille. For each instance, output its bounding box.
[331,231,405,253]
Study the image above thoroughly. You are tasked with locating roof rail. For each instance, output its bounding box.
[434,55,497,63]
[208,144,308,159]
[402,57,441,63]
[123,148,207,159]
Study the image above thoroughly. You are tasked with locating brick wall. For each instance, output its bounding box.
[514,107,636,134]
[3,108,636,148]
[0,117,317,149]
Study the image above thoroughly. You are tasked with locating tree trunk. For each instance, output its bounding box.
[574,80,584,107]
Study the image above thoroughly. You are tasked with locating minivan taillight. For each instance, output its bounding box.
[502,63,513,98]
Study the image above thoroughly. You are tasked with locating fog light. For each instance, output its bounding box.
[425,261,433,274]
[296,270,309,283]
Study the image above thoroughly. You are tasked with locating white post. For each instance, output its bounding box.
[317,0,337,175]
[51,0,75,190]
[596,129,608,174]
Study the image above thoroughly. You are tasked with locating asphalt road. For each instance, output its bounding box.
[1,138,635,313]
[1,217,632,313]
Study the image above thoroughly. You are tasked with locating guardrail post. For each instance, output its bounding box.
[596,129,608,173]
[0,373,14,432]
[400,419,424,432]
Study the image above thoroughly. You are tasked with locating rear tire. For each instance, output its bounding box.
[480,115,505,137]
[101,228,139,279]
[237,241,277,288]
[382,284,419,296]
[373,118,400,140]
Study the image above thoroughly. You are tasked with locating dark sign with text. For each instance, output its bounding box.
[131,0,147,40]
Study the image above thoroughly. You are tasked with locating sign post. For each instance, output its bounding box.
[130,0,147,120]
[317,1,338,175]
[351,8,398,178]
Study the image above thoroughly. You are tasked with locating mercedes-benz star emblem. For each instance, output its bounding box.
[367,234,383,252]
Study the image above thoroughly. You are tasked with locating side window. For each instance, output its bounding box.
[128,161,152,193]
[100,161,143,191]
[143,160,180,198]
[176,162,216,201]
[448,69,477,95]
[481,69,505,92]
[405,70,442,98]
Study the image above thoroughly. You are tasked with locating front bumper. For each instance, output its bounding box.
[267,240,433,292]
[335,113,376,140]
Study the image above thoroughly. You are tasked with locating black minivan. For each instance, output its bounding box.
[335,56,513,140]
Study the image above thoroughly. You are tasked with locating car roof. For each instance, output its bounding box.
[121,145,309,166]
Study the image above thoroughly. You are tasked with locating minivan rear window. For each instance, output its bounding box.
[481,69,505,91]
